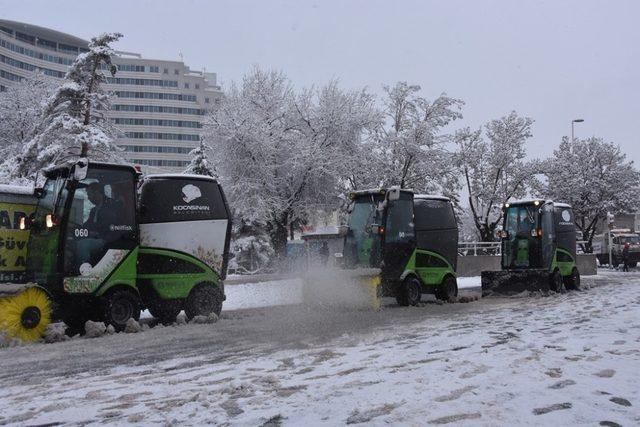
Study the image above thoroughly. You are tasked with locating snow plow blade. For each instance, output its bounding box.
[302,268,382,309]
[481,269,550,297]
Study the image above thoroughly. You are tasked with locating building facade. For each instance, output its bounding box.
[0,19,222,171]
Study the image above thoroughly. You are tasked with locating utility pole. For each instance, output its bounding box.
[607,212,615,268]
[571,118,584,142]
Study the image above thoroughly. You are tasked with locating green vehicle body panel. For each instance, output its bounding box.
[551,248,576,277]
[136,247,220,300]
[95,247,139,296]
[402,249,456,287]
[65,246,220,299]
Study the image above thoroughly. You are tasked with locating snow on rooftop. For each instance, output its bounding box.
[415,194,450,201]
[145,173,218,182]
[507,199,572,208]
[0,184,34,195]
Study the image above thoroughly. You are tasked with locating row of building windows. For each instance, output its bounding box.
[100,63,160,73]
[131,159,189,167]
[0,53,66,78]
[0,27,89,56]
[114,91,197,102]
[113,104,205,115]
[124,132,200,141]
[117,64,160,73]
[114,118,202,128]
[0,36,76,66]
[106,77,178,87]
[0,68,22,82]
[123,145,193,154]
[1,35,76,67]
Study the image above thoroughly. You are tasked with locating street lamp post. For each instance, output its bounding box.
[571,118,584,142]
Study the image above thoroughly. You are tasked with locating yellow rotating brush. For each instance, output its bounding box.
[0,288,52,342]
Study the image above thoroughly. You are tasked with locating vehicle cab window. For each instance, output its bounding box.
[63,167,137,276]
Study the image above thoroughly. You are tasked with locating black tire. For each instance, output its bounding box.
[436,276,458,302]
[102,289,141,332]
[148,301,181,324]
[550,270,566,293]
[185,283,224,320]
[564,267,581,291]
[62,312,89,336]
[395,276,422,306]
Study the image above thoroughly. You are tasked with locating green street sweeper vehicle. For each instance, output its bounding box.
[0,159,232,340]
[481,199,580,296]
[332,187,459,307]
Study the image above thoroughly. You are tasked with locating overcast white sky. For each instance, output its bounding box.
[3,0,639,163]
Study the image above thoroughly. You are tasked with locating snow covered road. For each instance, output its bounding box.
[1,272,639,425]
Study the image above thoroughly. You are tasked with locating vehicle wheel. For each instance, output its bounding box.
[436,276,458,302]
[395,277,422,306]
[564,267,581,291]
[185,283,224,320]
[62,311,89,336]
[550,270,566,293]
[102,289,141,332]
[148,301,181,324]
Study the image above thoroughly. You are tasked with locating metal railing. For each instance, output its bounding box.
[458,242,502,256]
[459,240,592,256]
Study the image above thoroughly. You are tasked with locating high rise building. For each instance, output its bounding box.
[0,19,222,171]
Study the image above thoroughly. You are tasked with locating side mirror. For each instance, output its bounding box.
[33,188,44,198]
[73,159,89,181]
[387,186,400,201]
[338,225,349,237]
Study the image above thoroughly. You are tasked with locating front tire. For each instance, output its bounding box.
[185,283,224,320]
[550,270,566,293]
[436,276,458,302]
[564,267,581,291]
[102,289,141,332]
[395,276,422,306]
[148,301,181,324]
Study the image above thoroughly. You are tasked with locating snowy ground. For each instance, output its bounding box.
[1,271,639,425]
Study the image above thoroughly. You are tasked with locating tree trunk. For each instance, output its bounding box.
[479,225,495,242]
[268,212,289,268]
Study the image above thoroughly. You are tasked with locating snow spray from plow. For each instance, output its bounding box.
[302,268,382,310]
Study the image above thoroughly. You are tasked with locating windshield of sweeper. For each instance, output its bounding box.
[503,204,542,269]
[344,195,384,267]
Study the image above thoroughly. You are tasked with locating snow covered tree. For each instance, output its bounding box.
[371,82,463,196]
[205,67,378,261]
[0,73,57,161]
[536,137,640,253]
[185,140,215,177]
[454,112,537,241]
[6,32,123,181]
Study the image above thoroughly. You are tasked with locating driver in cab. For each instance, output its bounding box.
[84,182,120,237]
